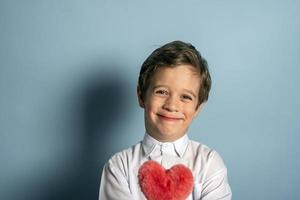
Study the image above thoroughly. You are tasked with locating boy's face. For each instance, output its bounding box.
[138,65,203,142]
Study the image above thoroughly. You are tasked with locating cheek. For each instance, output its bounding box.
[184,107,198,120]
[144,102,157,117]
[146,98,161,110]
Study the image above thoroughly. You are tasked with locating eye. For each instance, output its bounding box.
[182,94,193,101]
[155,89,168,96]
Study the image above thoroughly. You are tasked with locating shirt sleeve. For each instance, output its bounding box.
[98,160,133,200]
[200,150,232,200]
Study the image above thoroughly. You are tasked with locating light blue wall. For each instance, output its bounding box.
[1,0,299,199]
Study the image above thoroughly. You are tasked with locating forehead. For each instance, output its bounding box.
[149,65,200,92]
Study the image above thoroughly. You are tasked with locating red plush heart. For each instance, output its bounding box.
[138,160,194,200]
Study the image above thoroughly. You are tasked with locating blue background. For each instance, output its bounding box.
[1,0,299,199]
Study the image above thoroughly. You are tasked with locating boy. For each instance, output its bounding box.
[99,41,232,200]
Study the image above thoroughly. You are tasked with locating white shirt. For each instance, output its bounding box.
[99,134,232,200]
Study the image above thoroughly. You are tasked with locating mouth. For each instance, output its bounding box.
[157,114,182,122]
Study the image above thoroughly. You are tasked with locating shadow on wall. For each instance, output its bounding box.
[41,62,129,200]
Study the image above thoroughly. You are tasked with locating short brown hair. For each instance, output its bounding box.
[138,41,211,107]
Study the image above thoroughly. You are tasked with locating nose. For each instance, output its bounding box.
[162,96,178,112]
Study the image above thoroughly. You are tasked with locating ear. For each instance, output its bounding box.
[194,103,205,118]
[137,87,145,108]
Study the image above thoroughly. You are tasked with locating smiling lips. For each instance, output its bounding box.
[157,113,183,121]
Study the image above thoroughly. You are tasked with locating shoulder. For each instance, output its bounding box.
[189,139,214,158]
[106,141,142,170]
[189,139,212,153]
[188,139,226,168]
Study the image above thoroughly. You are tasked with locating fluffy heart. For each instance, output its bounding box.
[138,160,194,200]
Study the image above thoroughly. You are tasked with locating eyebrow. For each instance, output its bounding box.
[152,85,167,90]
[152,85,197,98]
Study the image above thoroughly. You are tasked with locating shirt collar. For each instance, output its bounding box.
[142,133,189,158]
